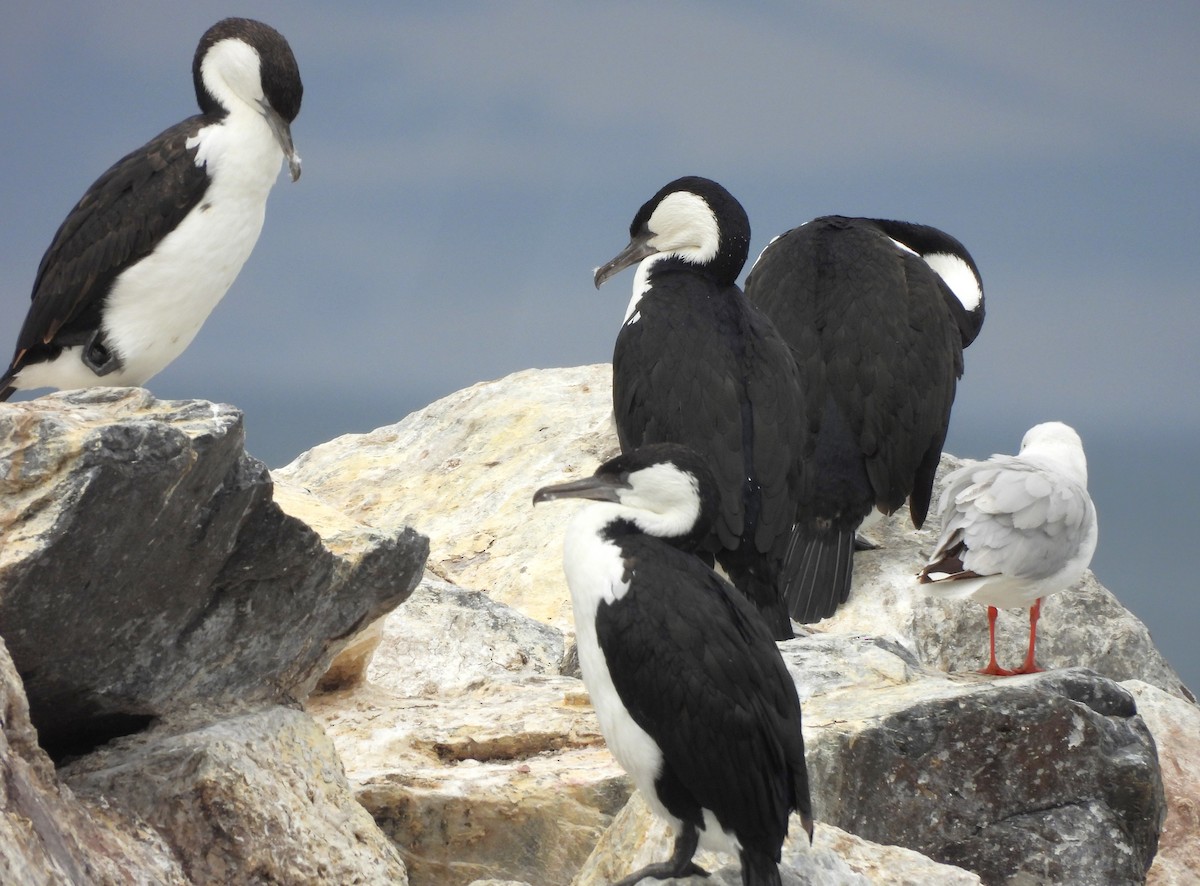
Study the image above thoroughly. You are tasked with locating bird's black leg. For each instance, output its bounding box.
[612,821,709,886]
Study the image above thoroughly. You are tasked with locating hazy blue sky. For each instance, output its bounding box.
[2,3,1197,690]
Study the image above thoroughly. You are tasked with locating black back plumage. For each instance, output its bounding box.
[0,18,302,400]
[745,215,983,622]
[605,178,808,639]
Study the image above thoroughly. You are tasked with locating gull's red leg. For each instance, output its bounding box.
[979,605,1014,676]
[1012,598,1044,674]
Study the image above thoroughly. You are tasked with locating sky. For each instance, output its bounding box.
[1,3,1197,691]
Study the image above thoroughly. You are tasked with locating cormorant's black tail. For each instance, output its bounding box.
[739,848,783,886]
[782,527,856,623]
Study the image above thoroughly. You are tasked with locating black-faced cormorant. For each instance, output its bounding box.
[595,176,809,639]
[744,216,985,622]
[1,18,303,400]
[534,443,813,886]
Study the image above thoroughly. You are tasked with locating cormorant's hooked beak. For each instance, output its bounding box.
[260,99,302,182]
[533,474,629,506]
[594,232,657,288]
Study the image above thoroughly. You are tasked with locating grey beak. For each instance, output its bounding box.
[594,232,657,288]
[533,474,628,506]
[260,99,302,182]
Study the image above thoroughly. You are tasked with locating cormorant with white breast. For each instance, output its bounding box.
[743,216,985,623]
[594,176,809,640]
[1,18,303,400]
[919,421,1098,676]
[534,443,813,886]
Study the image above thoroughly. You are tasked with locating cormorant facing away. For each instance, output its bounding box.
[919,421,1097,676]
[1,18,303,400]
[595,176,809,640]
[744,216,984,623]
[535,443,813,886]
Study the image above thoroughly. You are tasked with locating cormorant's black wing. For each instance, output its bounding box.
[4,114,212,382]
[596,537,811,857]
[746,217,967,620]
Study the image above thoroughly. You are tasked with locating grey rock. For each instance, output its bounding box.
[0,388,427,756]
[807,661,1165,885]
[0,634,188,885]
[62,703,409,885]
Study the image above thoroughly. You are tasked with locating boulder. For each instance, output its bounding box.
[0,635,188,884]
[61,703,410,885]
[794,637,1165,883]
[0,388,428,756]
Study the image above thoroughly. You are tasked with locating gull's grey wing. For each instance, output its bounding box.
[935,458,1094,582]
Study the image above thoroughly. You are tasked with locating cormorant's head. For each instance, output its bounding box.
[594,176,750,290]
[193,18,304,181]
[534,443,718,549]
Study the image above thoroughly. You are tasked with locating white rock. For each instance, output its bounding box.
[366,575,565,697]
[276,365,618,631]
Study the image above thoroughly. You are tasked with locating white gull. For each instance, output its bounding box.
[918,421,1099,675]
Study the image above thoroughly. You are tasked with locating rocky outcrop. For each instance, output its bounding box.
[0,634,189,884]
[283,365,1194,886]
[1,369,1196,885]
[0,388,428,882]
[0,387,427,757]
